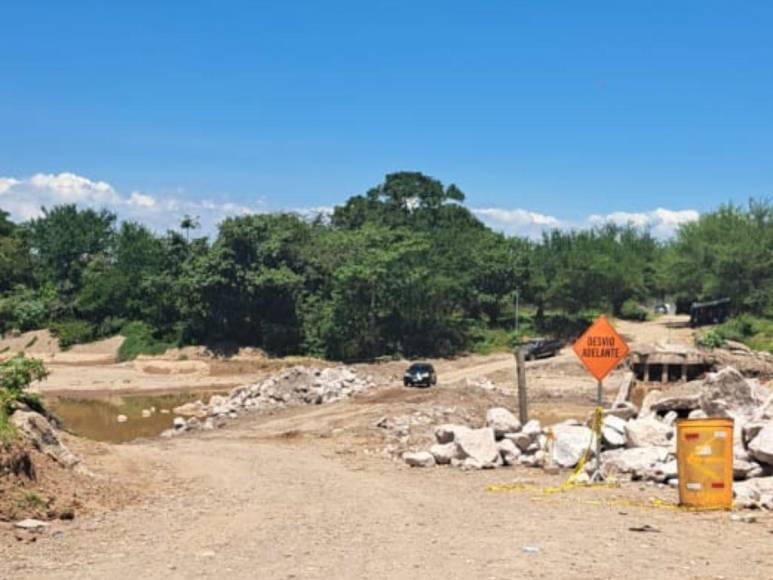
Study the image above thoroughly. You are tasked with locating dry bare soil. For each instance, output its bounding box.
[3,317,773,579]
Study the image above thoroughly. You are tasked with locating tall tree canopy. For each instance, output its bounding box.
[0,175,769,357]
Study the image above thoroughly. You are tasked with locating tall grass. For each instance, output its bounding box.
[117,322,177,362]
[712,315,773,352]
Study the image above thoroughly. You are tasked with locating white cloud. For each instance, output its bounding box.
[0,177,19,194]
[0,171,701,241]
[27,172,119,204]
[128,192,156,208]
[472,207,562,238]
[588,208,700,239]
[0,172,267,235]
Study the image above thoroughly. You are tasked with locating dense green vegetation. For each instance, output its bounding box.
[0,173,771,359]
[697,315,773,352]
[0,355,48,440]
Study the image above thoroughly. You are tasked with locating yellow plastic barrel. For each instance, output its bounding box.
[676,418,734,510]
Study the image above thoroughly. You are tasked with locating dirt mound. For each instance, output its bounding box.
[0,330,60,361]
[0,331,124,365]
[133,358,210,375]
[0,439,78,522]
[0,411,125,523]
[66,335,124,357]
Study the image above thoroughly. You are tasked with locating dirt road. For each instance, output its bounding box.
[6,315,750,580]
[3,408,772,580]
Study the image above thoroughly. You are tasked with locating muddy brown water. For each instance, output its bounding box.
[46,390,228,444]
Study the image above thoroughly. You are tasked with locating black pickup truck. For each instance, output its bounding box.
[520,338,563,361]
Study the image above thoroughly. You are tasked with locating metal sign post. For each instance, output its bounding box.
[572,316,630,484]
[591,378,604,482]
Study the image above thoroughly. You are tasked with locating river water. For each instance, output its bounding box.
[46,390,226,444]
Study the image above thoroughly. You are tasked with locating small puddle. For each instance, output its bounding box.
[46,390,227,444]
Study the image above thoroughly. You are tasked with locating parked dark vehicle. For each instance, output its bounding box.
[690,298,731,327]
[520,338,563,361]
[403,362,437,387]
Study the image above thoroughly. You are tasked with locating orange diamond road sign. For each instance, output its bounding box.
[572,315,630,381]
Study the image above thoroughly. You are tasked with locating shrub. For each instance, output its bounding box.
[117,321,175,362]
[50,320,96,349]
[696,330,725,349]
[619,299,648,321]
[97,316,128,338]
[0,285,58,333]
[0,355,48,440]
[714,315,773,352]
[13,299,48,331]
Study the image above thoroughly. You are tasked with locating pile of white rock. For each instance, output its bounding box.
[403,367,773,509]
[164,366,375,436]
[403,408,547,470]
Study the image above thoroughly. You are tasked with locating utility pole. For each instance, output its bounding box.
[515,347,528,424]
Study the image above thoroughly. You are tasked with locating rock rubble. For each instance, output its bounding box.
[401,366,773,509]
[163,366,375,437]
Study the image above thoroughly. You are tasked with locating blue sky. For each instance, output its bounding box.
[1,1,771,237]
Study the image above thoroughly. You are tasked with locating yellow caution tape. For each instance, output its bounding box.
[487,406,619,495]
[487,407,736,512]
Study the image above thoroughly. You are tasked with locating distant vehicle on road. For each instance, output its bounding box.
[520,338,563,361]
[403,362,437,387]
[653,303,669,315]
[690,298,731,327]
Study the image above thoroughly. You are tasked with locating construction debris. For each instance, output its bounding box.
[400,365,773,509]
[162,366,376,436]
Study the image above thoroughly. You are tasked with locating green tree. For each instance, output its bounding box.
[180,214,200,242]
[180,213,311,353]
[662,200,773,315]
[25,205,116,301]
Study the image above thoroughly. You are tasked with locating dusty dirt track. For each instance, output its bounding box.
[4,316,773,579]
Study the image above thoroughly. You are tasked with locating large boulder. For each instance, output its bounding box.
[639,389,663,418]
[434,424,470,445]
[504,432,533,452]
[485,408,521,439]
[455,427,500,466]
[748,423,773,466]
[173,400,208,418]
[608,402,639,422]
[734,458,760,481]
[649,381,703,414]
[612,371,635,408]
[497,438,521,466]
[429,443,461,465]
[519,449,546,468]
[699,367,758,419]
[641,459,678,483]
[601,447,671,476]
[522,419,542,438]
[601,414,628,449]
[625,415,672,448]
[734,476,773,508]
[743,422,769,447]
[11,411,83,472]
[403,451,436,468]
[552,425,595,468]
